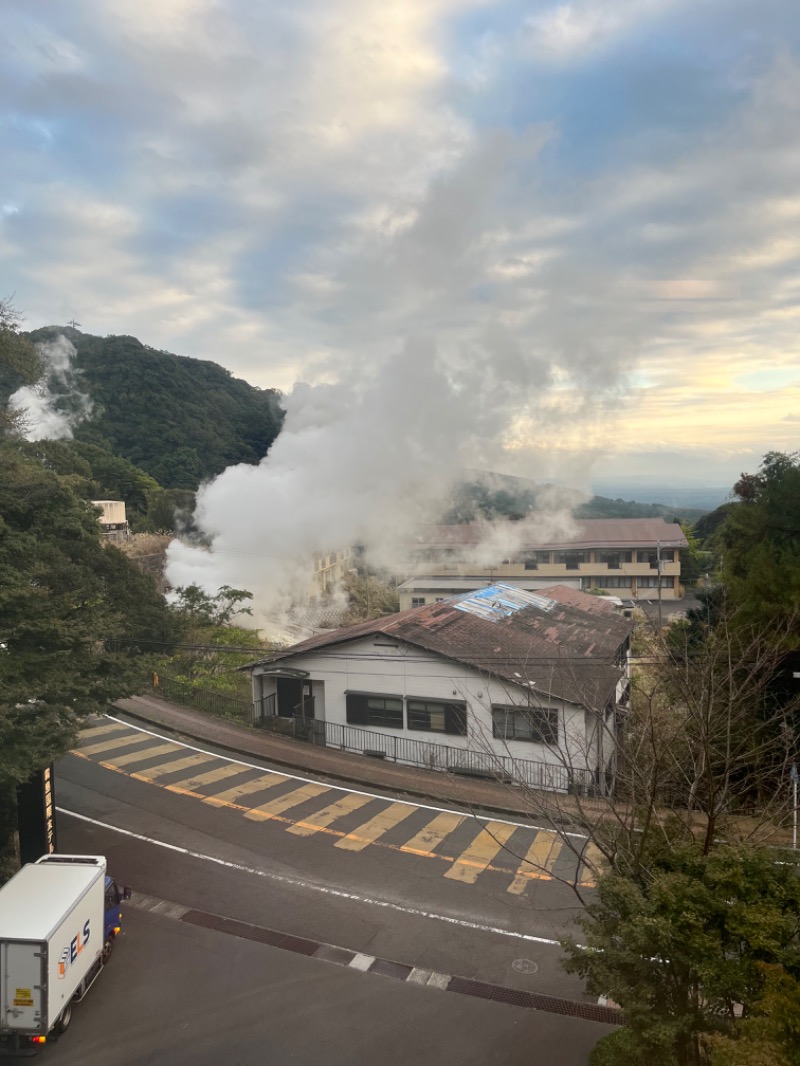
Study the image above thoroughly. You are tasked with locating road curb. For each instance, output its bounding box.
[129,892,623,1027]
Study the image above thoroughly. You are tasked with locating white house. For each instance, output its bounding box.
[247,583,633,795]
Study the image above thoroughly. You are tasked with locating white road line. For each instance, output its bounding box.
[57,807,569,949]
[101,714,588,839]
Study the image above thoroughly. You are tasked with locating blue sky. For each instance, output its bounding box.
[3,0,800,491]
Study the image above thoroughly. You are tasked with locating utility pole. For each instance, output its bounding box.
[791,763,798,849]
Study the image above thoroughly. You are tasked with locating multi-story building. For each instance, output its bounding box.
[398,518,688,610]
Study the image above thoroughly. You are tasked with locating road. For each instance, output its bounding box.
[42,909,614,1066]
[44,714,617,1063]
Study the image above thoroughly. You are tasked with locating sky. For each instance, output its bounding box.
[3,0,800,492]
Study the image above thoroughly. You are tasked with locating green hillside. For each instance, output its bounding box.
[25,327,284,489]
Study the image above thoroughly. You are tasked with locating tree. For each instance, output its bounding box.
[704,964,800,1066]
[341,570,399,623]
[0,444,181,879]
[565,844,800,1066]
[719,451,800,633]
[156,585,265,702]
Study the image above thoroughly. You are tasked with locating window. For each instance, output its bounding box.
[523,550,551,570]
[597,550,632,568]
[411,597,425,608]
[345,693,403,729]
[556,550,586,570]
[492,705,558,745]
[596,576,632,588]
[636,576,673,589]
[660,549,675,563]
[407,699,467,736]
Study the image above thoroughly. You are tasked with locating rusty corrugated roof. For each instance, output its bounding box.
[250,583,633,710]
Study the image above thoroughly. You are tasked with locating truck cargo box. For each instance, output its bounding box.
[0,856,106,1039]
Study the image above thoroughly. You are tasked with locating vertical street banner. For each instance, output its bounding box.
[16,764,58,865]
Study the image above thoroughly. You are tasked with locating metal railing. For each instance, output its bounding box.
[150,674,252,724]
[251,697,594,793]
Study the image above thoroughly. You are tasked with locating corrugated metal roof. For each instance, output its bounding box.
[248,583,633,710]
[453,582,557,622]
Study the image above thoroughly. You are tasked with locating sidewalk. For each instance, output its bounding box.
[113,693,542,819]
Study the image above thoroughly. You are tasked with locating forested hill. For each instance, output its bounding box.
[26,327,284,489]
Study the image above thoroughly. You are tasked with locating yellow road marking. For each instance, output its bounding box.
[287,793,373,837]
[399,812,464,856]
[203,774,289,806]
[507,831,562,894]
[244,783,329,822]
[78,723,128,740]
[444,822,518,884]
[132,753,217,782]
[167,763,249,792]
[335,802,417,852]
[71,734,566,884]
[105,742,183,767]
[79,733,153,756]
[578,843,605,888]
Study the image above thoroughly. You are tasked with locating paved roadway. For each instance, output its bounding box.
[45,714,614,1064]
[42,910,614,1066]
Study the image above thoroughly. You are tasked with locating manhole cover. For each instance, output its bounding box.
[512,958,539,975]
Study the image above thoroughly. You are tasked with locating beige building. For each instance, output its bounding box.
[398,518,688,610]
[92,500,129,542]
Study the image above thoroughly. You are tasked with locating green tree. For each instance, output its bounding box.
[0,444,181,879]
[155,585,264,702]
[719,451,800,634]
[565,845,800,1066]
[704,964,800,1066]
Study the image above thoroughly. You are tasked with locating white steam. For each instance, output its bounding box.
[11,336,92,441]
[165,336,587,629]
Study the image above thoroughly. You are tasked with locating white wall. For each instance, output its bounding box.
[253,636,598,779]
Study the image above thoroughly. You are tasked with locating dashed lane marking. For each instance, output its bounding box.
[399,812,465,857]
[507,831,564,895]
[444,822,518,884]
[79,733,153,756]
[57,807,567,947]
[334,802,417,852]
[244,782,330,822]
[287,792,373,838]
[132,752,217,783]
[72,720,590,891]
[105,741,183,767]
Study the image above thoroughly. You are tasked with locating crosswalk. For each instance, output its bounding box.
[72,720,597,892]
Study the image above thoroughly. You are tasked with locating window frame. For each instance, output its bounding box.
[491,704,559,746]
[406,698,467,736]
[345,692,404,730]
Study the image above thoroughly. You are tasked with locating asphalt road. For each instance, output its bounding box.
[42,716,614,1064]
[41,909,614,1066]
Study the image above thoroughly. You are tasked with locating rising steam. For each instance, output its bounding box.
[11,336,92,441]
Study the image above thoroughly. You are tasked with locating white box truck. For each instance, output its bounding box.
[0,855,130,1052]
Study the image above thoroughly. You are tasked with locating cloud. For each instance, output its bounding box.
[0,0,798,492]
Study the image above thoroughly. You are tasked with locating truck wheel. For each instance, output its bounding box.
[102,937,114,964]
[58,1002,73,1034]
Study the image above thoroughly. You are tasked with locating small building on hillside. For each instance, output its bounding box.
[398,518,688,609]
[246,583,633,795]
[92,500,129,542]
